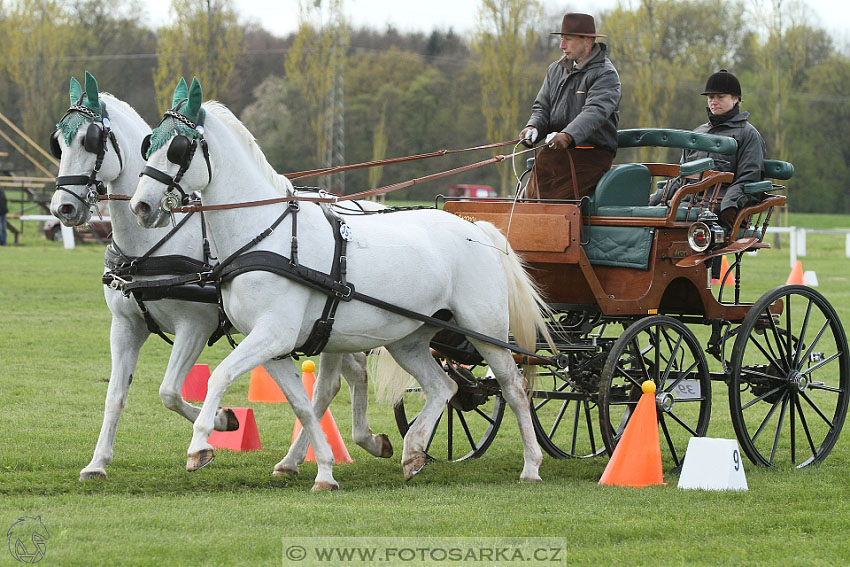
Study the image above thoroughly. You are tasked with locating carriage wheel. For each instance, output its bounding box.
[530,365,606,459]
[393,362,505,462]
[599,315,711,469]
[729,285,849,468]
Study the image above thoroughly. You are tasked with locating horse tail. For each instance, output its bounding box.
[474,221,555,384]
[368,347,416,406]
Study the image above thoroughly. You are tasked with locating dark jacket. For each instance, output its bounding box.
[682,110,766,212]
[526,43,621,154]
[0,189,7,216]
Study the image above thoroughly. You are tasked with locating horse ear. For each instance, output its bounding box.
[172,77,188,108]
[84,71,101,112]
[187,77,203,121]
[69,77,83,105]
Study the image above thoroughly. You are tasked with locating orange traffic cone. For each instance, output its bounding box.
[786,260,804,285]
[292,360,353,463]
[599,381,665,487]
[248,366,287,403]
[209,407,262,451]
[712,256,736,286]
[182,364,210,402]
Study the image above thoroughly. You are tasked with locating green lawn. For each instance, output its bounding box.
[1,213,849,566]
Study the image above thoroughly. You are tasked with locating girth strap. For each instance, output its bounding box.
[216,250,545,362]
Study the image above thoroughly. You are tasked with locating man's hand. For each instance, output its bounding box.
[545,132,573,150]
[520,126,538,147]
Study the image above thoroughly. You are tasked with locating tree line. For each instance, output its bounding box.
[0,0,847,212]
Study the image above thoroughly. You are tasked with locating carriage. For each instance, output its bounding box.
[394,128,849,471]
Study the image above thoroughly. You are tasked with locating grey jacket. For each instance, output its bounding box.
[526,43,621,154]
[682,110,766,211]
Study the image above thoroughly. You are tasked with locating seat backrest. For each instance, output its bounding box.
[763,159,794,181]
[591,164,652,211]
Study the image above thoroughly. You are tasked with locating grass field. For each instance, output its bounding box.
[1,212,849,566]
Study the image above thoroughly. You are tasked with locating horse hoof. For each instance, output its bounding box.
[403,453,428,482]
[273,464,299,477]
[378,434,394,458]
[79,469,107,481]
[519,475,543,483]
[311,481,339,492]
[223,408,240,432]
[186,448,215,471]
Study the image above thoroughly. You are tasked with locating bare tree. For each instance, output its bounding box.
[472,0,541,196]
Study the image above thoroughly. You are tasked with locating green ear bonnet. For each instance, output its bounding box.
[57,71,104,146]
[145,77,206,159]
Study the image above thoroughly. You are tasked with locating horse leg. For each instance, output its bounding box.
[473,342,543,482]
[157,321,237,432]
[263,357,339,491]
[343,352,392,458]
[80,315,148,480]
[385,332,457,481]
[274,352,343,475]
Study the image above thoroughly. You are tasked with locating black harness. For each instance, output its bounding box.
[102,211,229,345]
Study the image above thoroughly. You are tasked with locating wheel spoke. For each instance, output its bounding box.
[799,320,832,369]
[446,408,454,460]
[584,400,598,455]
[790,394,796,464]
[767,307,790,373]
[800,390,837,429]
[570,399,582,455]
[792,297,815,369]
[751,391,785,443]
[663,358,700,392]
[741,366,786,382]
[659,416,681,467]
[660,332,685,387]
[424,411,443,453]
[769,394,790,465]
[799,351,842,377]
[794,395,818,459]
[663,409,700,437]
[615,362,644,389]
[547,399,570,440]
[741,384,784,411]
[631,336,652,383]
[455,410,478,452]
[747,332,786,374]
[473,406,497,424]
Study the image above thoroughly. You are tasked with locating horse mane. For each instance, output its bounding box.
[204,101,293,196]
[100,92,149,130]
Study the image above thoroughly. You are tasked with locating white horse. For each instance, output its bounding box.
[130,78,553,489]
[49,73,390,482]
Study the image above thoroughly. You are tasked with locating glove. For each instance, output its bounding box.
[520,127,538,147]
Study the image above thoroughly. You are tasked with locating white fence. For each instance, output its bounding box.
[764,227,850,267]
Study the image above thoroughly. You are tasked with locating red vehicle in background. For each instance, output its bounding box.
[446,184,498,199]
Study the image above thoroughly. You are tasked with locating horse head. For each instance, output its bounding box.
[49,71,146,226]
[132,77,211,228]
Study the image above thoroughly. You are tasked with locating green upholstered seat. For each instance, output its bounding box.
[590,164,656,217]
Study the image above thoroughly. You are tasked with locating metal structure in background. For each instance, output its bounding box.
[323,0,346,195]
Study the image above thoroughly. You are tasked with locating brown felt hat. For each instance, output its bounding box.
[550,13,606,37]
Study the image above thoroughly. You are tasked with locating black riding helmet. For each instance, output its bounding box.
[701,69,742,100]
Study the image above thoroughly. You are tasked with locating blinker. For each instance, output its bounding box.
[140,134,152,160]
[167,135,193,167]
[84,122,104,154]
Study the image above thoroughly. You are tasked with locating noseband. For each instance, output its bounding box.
[53,102,123,212]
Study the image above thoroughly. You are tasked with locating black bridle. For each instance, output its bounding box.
[52,101,123,213]
[139,102,212,212]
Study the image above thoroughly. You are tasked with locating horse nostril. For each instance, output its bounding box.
[136,202,150,215]
[59,204,75,216]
